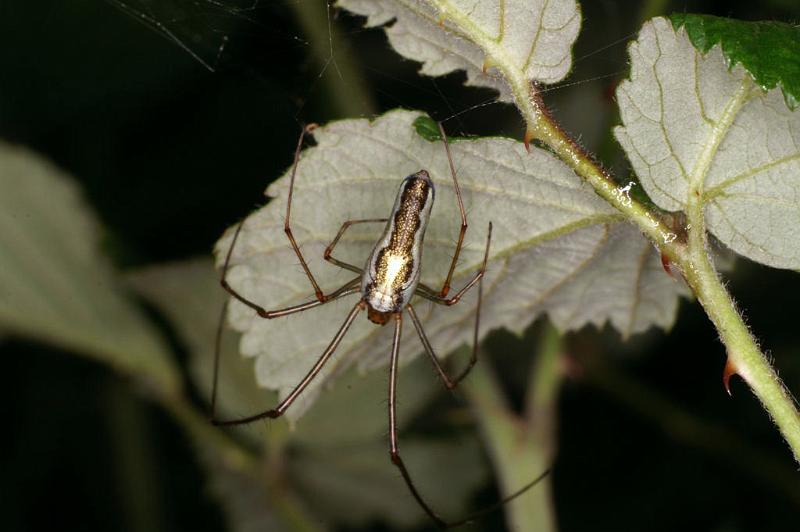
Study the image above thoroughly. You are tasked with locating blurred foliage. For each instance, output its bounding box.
[1,1,799,532]
[0,142,178,394]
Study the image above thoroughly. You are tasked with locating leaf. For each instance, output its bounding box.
[0,141,178,393]
[288,437,488,528]
[337,0,581,100]
[129,259,276,429]
[215,110,688,420]
[614,17,800,269]
[670,14,800,110]
[199,449,295,532]
[129,258,442,444]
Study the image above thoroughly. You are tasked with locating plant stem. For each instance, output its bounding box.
[530,107,686,262]
[677,81,800,462]
[464,326,562,532]
[682,242,800,463]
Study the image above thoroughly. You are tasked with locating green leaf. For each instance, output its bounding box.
[670,13,800,110]
[216,110,688,420]
[615,18,800,269]
[0,141,178,394]
[413,115,441,142]
[412,115,478,143]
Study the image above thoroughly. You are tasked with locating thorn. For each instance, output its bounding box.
[660,251,674,277]
[481,56,496,74]
[561,354,584,380]
[723,358,739,396]
[523,128,534,153]
[603,80,620,104]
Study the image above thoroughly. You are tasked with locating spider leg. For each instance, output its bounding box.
[407,222,491,389]
[387,313,448,529]
[324,218,388,274]
[219,123,342,305]
[405,326,552,529]
[210,280,359,421]
[406,302,474,390]
[219,207,361,317]
[280,122,335,303]
[430,122,468,299]
[211,299,364,426]
[389,309,550,529]
[444,469,552,529]
[415,222,492,307]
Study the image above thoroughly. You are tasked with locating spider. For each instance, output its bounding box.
[210,121,546,528]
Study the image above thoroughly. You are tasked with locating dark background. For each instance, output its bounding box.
[1,1,799,531]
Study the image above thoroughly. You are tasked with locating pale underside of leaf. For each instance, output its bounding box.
[614,17,800,269]
[0,141,177,392]
[337,0,581,100]
[214,110,686,420]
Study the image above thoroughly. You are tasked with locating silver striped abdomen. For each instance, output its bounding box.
[362,170,435,324]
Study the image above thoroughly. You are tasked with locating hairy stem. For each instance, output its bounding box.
[430,0,684,264]
[682,215,800,463]
[677,78,800,462]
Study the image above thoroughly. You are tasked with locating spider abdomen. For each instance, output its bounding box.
[362,170,435,322]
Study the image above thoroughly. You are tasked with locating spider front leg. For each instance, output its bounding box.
[214,195,364,423]
[279,122,340,303]
[432,122,469,299]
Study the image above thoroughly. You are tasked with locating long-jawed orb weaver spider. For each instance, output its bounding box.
[210,121,547,529]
